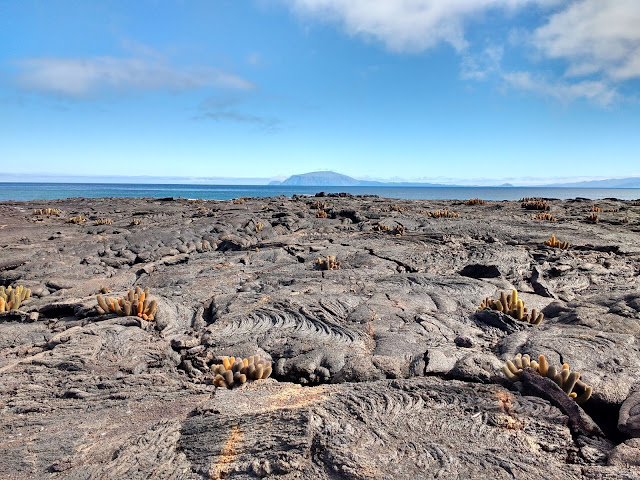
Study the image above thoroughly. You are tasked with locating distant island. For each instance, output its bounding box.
[541,177,640,188]
[269,171,447,187]
[269,171,640,188]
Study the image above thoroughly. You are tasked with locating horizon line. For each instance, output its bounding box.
[2,173,640,188]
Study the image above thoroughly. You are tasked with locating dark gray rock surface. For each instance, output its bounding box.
[1,195,640,478]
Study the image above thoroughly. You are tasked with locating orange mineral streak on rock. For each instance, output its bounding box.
[496,391,514,413]
[263,384,329,412]
[209,425,244,480]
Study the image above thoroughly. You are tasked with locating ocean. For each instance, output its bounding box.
[1,182,640,202]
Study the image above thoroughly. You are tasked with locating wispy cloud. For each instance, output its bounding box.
[194,95,283,133]
[246,53,262,66]
[502,71,618,106]
[197,111,282,133]
[461,45,503,80]
[14,53,254,98]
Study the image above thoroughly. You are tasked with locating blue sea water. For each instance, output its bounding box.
[1,182,640,202]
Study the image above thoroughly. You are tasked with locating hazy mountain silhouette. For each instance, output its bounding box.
[270,171,640,188]
[545,178,640,188]
[271,171,445,187]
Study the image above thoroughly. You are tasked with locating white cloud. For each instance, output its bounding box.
[286,0,558,52]
[502,71,618,106]
[246,53,262,66]
[461,45,503,80]
[285,0,640,106]
[15,56,254,98]
[533,0,640,80]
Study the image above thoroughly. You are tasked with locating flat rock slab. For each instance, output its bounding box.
[180,379,584,479]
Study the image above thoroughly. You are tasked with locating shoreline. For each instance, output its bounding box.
[3,182,640,202]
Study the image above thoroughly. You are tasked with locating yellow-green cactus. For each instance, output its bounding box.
[585,213,599,223]
[97,286,157,321]
[371,223,390,233]
[212,355,272,389]
[310,200,328,210]
[370,223,404,236]
[544,235,569,249]
[478,288,544,324]
[502,353,592,405]
[66,215,87,224]
[521,199,549,211]
[392,225,405,236]
[532,212,556,222]
[317,255,340,270]
[0,285,31,312]
[427,209,460,218]
[33,208,60,216]
[94,218,114,225]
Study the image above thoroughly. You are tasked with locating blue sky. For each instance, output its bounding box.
[1,0,639,185]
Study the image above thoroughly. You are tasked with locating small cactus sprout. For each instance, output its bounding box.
[465,198,486,206]
[317,255,340,270]
[502,353,592,405]
[316,209,328,218]
[544,235,569,249]
[0,285,32,312]
[211,355,272,389]
[94,218,114,225]
[96,286,157,321]
[478,289,544,324]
